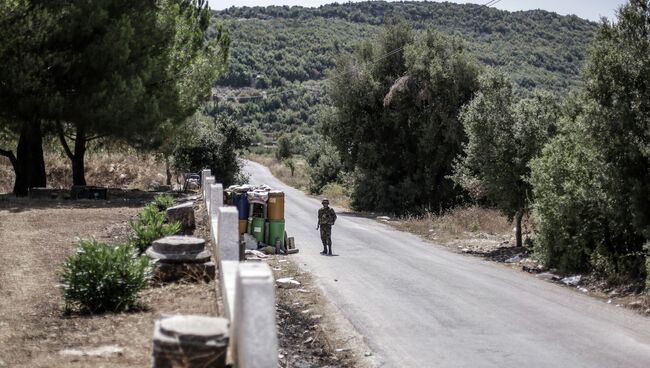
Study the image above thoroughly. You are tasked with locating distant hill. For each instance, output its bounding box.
[208,1,599,136]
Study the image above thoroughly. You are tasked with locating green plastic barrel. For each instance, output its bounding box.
[268,219,285,247]
[251,217,265,242]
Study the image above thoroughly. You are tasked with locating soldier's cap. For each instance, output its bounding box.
[321,198,329,204]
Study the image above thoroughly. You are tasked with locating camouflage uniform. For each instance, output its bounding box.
[317,204,337,254]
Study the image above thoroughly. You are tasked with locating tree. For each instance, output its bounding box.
[582,0,650,240]
[275,134,292,160]
[172,114,251,186]
[0,1,57,195]
[530,0,650,285]
[324,22,480,213]
[454,71,558,247]
[49,0,230,185]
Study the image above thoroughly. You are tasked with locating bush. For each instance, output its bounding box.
[530,129,646,283]
[306,141,343,194]
[153,194,174,211]
[172,115,250,186]
[129,204,180,254]
[275,134,292,160]
[59,239,153,313]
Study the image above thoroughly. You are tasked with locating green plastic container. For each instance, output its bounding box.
[251,217,265,243]
[268,219,285,247]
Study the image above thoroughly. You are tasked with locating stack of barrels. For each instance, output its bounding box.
[266,191,285,247]
[233,192,249,235]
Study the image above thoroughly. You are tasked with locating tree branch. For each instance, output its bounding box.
[86,134,106,142]
[55,121,75,160]
[0,147,18,169]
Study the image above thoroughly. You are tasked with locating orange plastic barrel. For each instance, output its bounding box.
[239,219,248,235]
[267,191,285,220]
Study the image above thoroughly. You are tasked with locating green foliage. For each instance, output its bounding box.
[172,114,251,186]
[582,0,650,241]
[323,23,480,212]
[129,204,180,254]
[59,239,153,313]
[306,141,343,194]
[153,194,175,211]
[207,1,597,141]
[275,134,292,160]
[530,1,649,286]
[454,71,559,245]
[530,124,610,274]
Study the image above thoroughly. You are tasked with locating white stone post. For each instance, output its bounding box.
[234,263,277,368]
[204,176,215,208]
[210,183,224,219]
[201,169,211,190]
[217,207,239,261]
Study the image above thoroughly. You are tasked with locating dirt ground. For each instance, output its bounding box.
[0,193,218,368]
[268,256,374,368]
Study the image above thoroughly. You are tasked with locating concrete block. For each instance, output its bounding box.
[234,263,278,368]
[210,183,224,219]
[204,176,215,206]
[201,169,211,190]
[217,207,239,262]
[219,260,239,320]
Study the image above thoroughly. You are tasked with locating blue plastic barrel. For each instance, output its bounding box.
[233,193,250,219]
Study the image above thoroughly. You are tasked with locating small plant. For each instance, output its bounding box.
[153,193,174,211]
[129,204,180,254]
[59,239,153,313]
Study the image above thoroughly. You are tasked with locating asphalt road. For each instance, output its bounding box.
[244,160,650,368]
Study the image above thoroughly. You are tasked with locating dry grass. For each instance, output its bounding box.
[246,154,311,191]
[321,182,351,209]
[392,205,513,246]
[0,152,168,194]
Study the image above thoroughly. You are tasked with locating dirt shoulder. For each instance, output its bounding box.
[0,194,218,368]
[269,256,377,368]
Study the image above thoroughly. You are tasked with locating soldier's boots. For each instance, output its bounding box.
[320,245,333,256]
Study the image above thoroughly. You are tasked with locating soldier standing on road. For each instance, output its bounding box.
[317,198,337,255]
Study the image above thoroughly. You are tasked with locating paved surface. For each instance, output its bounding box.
[244,161,650,368]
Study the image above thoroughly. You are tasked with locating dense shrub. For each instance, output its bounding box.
[59,239,152,313]
[306,141,343,194]
[172,115,250,186]
[153,194,174,211]
[129,204,180,254]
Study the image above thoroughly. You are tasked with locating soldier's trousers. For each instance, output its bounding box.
[320,225,332,251]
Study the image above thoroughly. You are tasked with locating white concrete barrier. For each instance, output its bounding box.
[209,183,223,219]
[216,207,239,261]
[203,181,278,368]
[204,176,215,209]
[234,263,278,368]
[201,169,211,190]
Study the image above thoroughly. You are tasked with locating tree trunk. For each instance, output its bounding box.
[515,209,524,248]
[12,120,46,196]
[71,127,87,186]
[165,155,172,186]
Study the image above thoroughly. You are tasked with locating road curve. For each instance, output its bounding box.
[244,160,650,368]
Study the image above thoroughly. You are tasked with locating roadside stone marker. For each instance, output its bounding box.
[209,183,224,219]
[152,315,229,368]
[166,202,195,233]
[217,207,239,261]
[204,176,215,204]
[233,263,278,368]
[201,169,211,191]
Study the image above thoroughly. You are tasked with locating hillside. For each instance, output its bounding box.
[209,1,599,136]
